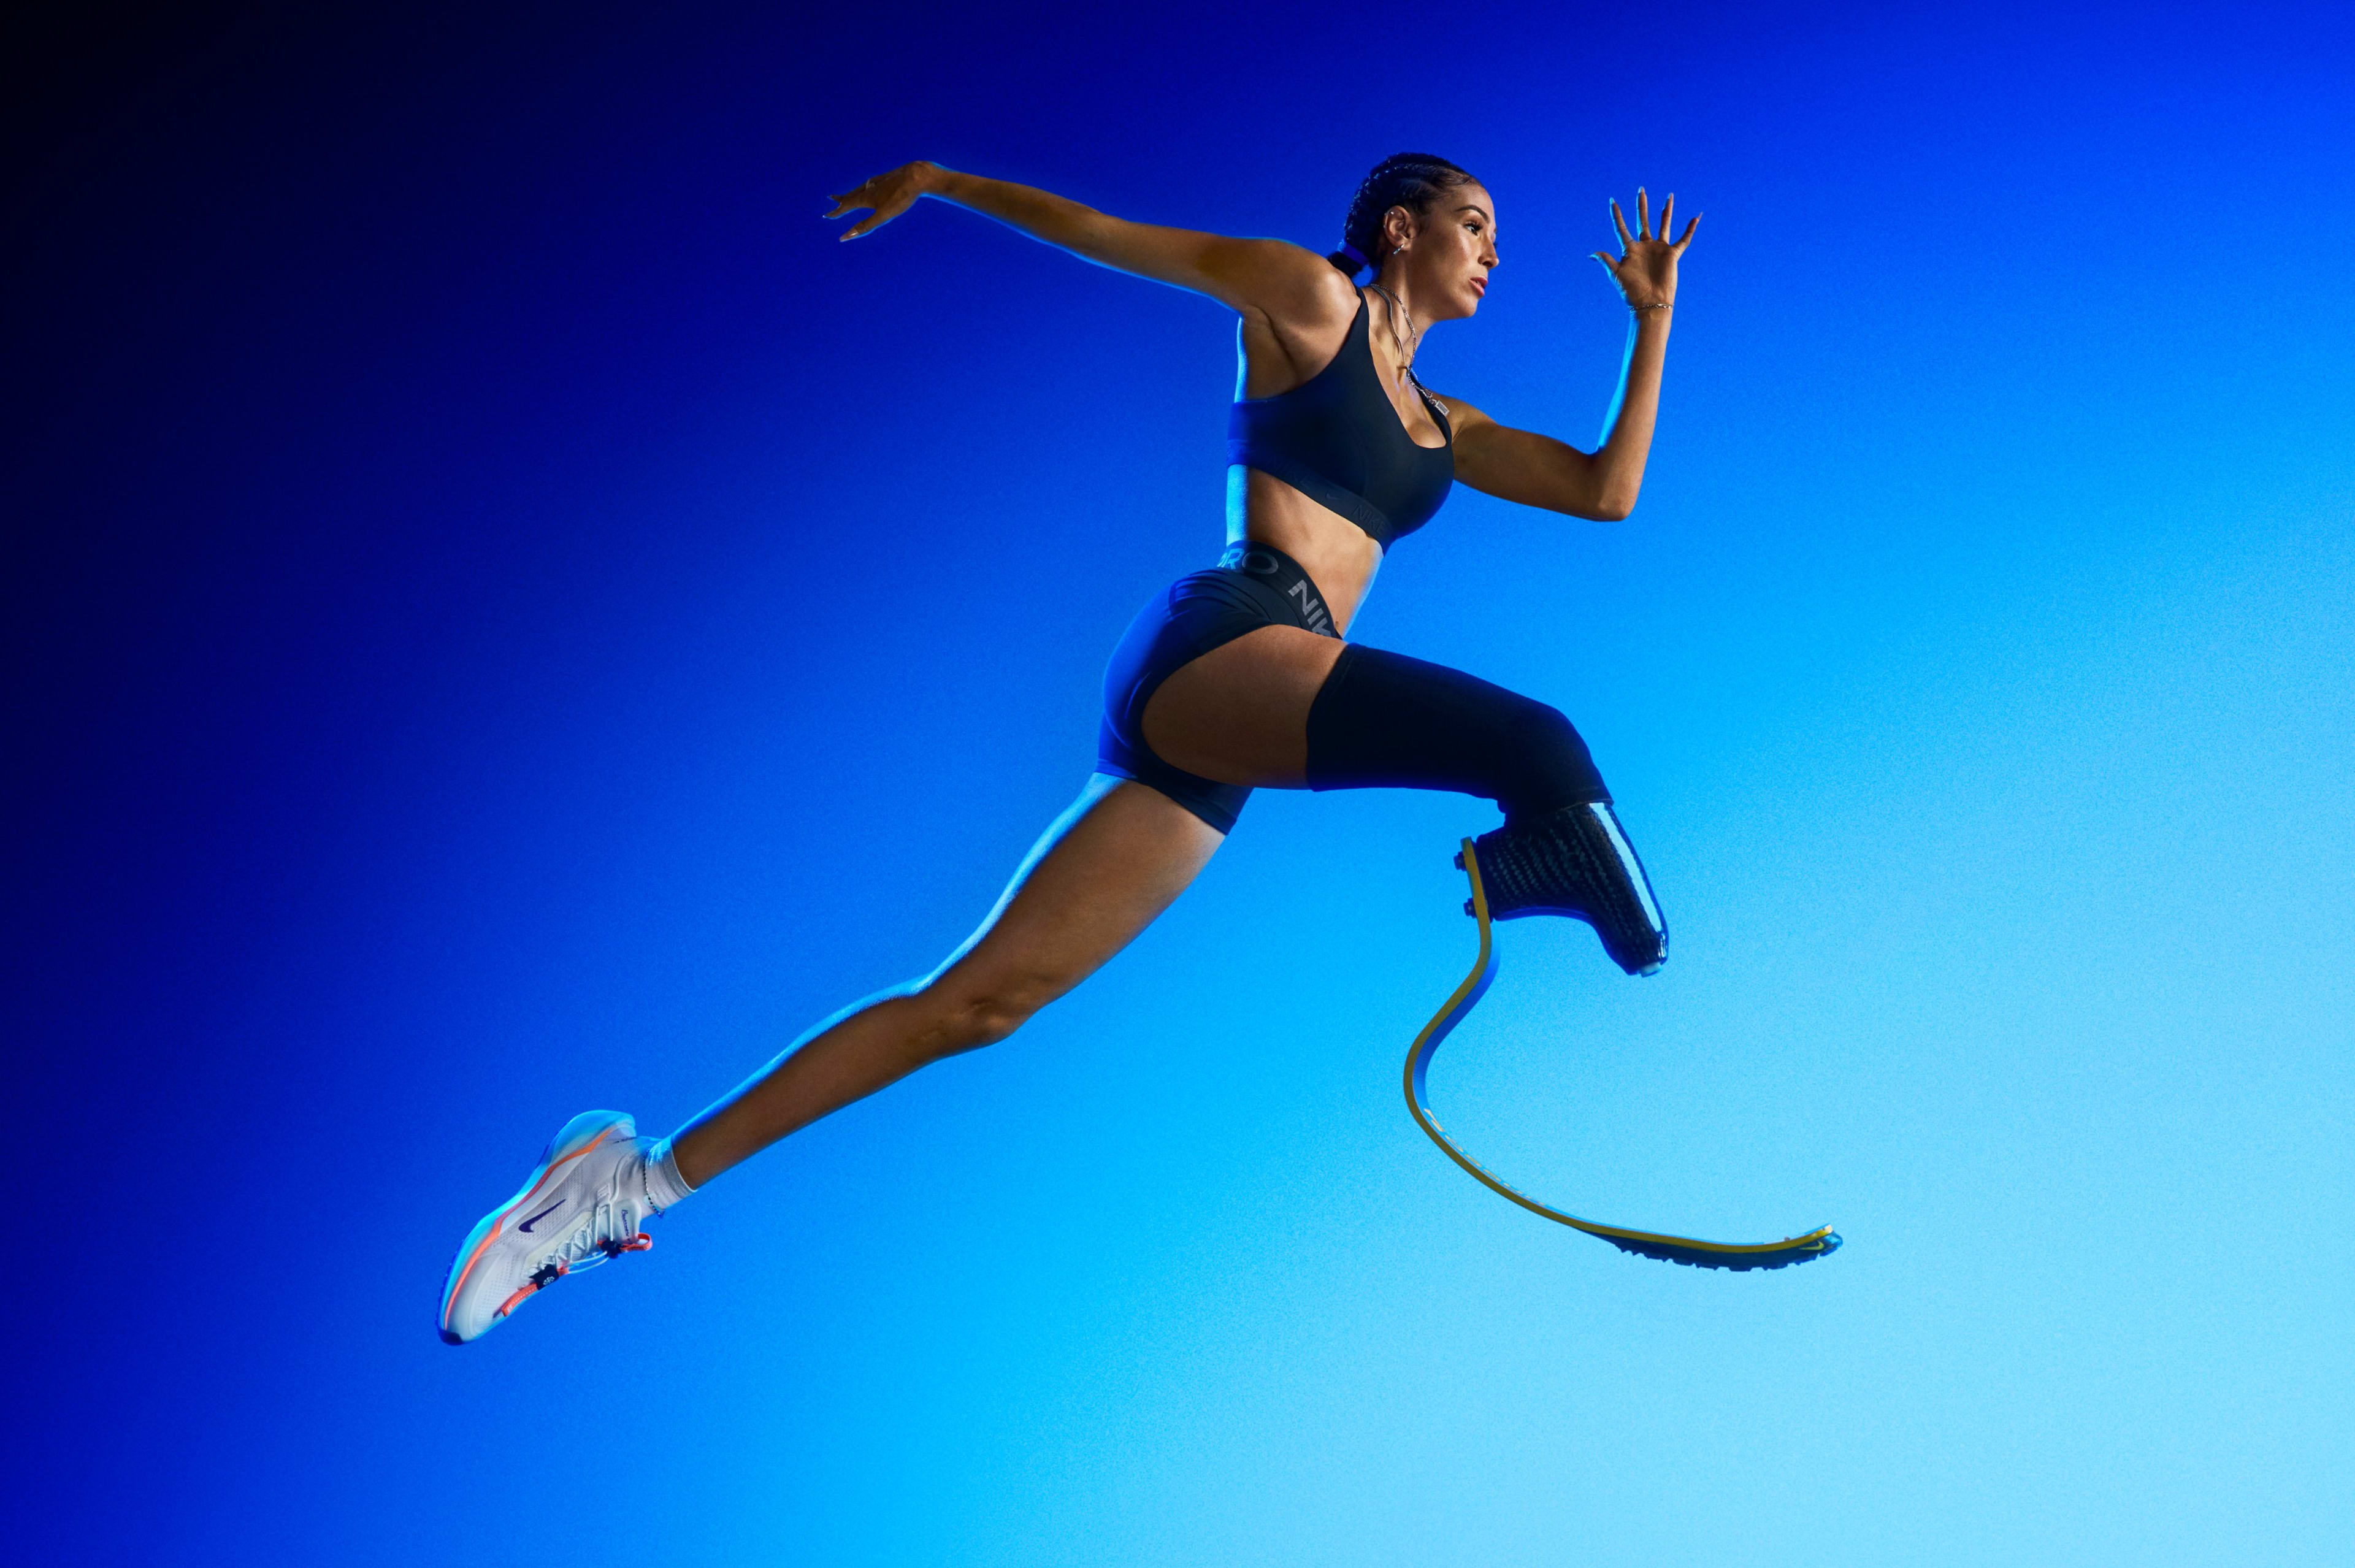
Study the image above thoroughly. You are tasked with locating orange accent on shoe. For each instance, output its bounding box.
[442,1126,622,1322]
[495,1259,570,1320]
[488,1234,648,1320]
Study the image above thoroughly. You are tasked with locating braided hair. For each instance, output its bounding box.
[1326,153,1479,277]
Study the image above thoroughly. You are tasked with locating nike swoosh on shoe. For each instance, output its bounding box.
[516,1201,565,1233]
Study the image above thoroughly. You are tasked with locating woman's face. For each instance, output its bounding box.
[1391,182,1498,319]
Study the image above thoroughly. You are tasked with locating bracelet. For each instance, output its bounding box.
[1631,300,1673,313]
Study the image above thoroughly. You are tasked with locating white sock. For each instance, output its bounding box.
[640,1136,697,1212]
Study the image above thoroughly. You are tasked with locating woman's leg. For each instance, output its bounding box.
[666,774,1223,1187]
[1144,629,1666,976]
[1139,624,1347,786]
[441,621,1649,1341]
[439,774,1227,1342]
[672,618,1355,1188]
[1140,624,1603,814]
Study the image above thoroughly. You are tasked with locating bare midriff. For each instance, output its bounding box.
[1226,467,1385,635]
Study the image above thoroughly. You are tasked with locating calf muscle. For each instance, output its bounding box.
[668,778,1219,1186]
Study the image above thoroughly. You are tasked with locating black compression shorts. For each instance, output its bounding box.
[1097,540,1338,833]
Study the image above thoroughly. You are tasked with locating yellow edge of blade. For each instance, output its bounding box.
[1403,838,1837,1258]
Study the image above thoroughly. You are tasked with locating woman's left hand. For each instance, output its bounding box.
[1591,188,1698,310]
[825,161,947,240]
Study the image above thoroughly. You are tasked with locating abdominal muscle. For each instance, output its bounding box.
[1133,468,1384,790]
[1227,467,1382,633]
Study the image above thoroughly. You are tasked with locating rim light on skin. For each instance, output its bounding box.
[1592,186,1698,311]
[624,161,1712,1203]
[417,157,1761,1343]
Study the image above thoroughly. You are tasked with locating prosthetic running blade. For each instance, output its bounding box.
[1404,839,1842,1272]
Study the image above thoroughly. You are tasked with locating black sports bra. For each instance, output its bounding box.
[1227,294,1455,549]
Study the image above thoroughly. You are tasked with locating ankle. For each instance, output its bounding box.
[641,1136,699,1211]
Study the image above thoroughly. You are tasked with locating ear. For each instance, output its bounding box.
[1380,202,1419,253]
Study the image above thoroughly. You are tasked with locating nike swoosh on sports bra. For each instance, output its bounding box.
[1227,294,1455,550]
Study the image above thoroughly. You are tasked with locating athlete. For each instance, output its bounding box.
[441,153,1698,1342]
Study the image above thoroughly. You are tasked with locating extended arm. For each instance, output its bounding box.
[825,161,1342,323]
[1448,190,1698,522]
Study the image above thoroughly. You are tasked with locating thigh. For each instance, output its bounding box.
[1139,624,1347,787]
[925,773,1225,1012]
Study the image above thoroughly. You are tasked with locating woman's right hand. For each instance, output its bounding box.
[824,161,947,240]
[1591,188,1698,310]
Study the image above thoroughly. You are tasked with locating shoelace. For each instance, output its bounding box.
[494,1198,655,1319]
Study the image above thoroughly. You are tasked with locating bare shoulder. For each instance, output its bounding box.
[1198,237,1356,319]
[1233,254,1364,395]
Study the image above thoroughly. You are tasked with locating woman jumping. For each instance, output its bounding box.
[440,153,1697,1342]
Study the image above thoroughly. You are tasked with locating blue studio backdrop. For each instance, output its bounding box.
[7,2,2351,1563]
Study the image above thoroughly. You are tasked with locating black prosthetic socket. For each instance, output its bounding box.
[1471,802,1669,976]
[1302,644,1655,972]
[1305,645,1609,818]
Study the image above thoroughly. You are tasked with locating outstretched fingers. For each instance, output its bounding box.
[1656,193,1701,254]
[823,169,921,241]
[824,188,870,235]
[824,176,879,218]
[1612,187,1702,258]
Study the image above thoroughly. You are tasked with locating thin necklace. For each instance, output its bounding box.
[1365,281,1444,417]
[1366,281,1420,380]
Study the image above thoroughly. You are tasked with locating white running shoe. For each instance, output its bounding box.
[439,1110,664,1344]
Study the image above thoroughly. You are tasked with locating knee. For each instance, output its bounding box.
[1503,699,1604,811]
[1508,697,1576,754]
[913,973,1058,1058]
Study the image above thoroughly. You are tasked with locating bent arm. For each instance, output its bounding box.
[1448,188,1696,522]
[833,161,1340,321]
[1447,308,1673,522]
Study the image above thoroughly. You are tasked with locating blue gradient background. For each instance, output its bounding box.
[9,3,2351,1562]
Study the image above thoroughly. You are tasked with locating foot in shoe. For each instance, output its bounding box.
[1469,802,1669,977]
[438,1110,667,1344]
